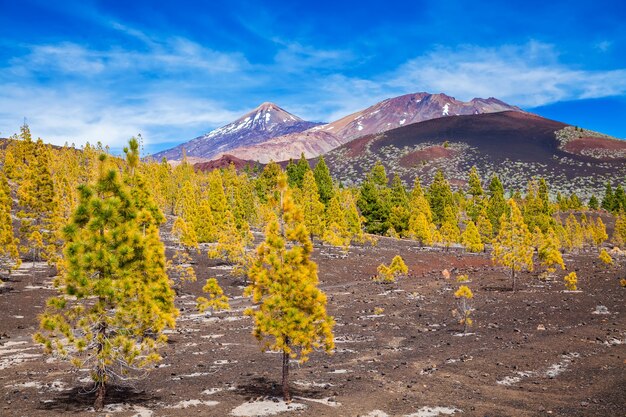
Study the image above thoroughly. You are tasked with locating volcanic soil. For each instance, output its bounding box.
[0,235,624,417]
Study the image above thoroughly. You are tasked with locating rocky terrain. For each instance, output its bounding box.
[0,231,624,417]
[320,111,626,199]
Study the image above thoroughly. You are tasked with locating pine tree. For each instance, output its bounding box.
[461,221,484,253]
[591,217,608,247]
[439,206,460,251]
[588,195,599,210]
[598,248,613,266]
[537,228,565,273]
[340,189,365,244]
[563,272,578,291]
[476,207,494,245]
[409,177,433,222]
[368,161,388,187]
[313,156,334,206]
[34,153,178,411]
[487,174,507,233]
[375,255,408,282]
[408,212,434,246]
[612,211,626,247]
[492,199,534,291]
[357,175,390,234]
[467,166,484,198]
[16,139,60,263]
[255,161,282,203]
[389,174,410,234]
[168,217,199,287]
[465,166,486,223]
[322,193,350,249]
[601,182,615,211]
[0,171,20,275]
[301,170,326,238]
[614,185,626,212]
[427,170,454,225]
[564,213,584,252]
[244,174,334,401]
[454,285,474,333]
[286,153,310,188]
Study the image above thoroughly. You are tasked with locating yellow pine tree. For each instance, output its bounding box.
[34,153,178,411]
[375,255,409,282]
[408,212,434,246]
[612,211,626,247]
[0,171,20,275]
[208,208,253,271]
[168,216,199,287]
[301,170,326,238]
[537,227,565,273]
[564,272,578,291]
[591,217,608,247]
[340,188,366,244]
[244,174,335,401]
[492,199,534,291]
[454,284,474,333]
[564,213,584,252]
[461,221,484,253]
[439,206,460,251]
[322,193,351,249]
[16,139,61,263]
[476,207,494,246]
[598,248,613,266]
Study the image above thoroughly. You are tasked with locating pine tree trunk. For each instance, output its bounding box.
[282,346,290,402]
[94,381,106,411]
[94,321,107,411]
[511,265,516,292]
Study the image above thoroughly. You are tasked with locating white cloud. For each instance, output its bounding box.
[385,42,626,107]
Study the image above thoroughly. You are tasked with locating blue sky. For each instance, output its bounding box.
[1,0,625,154]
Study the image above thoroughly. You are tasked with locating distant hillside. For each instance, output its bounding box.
[320,111,626,198]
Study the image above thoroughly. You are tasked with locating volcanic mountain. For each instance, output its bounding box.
[151,102,322,161]
[221,93,522,163]
[319,111,626,198]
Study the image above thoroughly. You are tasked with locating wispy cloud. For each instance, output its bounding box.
[385,42,626,107]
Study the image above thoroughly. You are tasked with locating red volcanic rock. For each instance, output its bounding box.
[399,146,457,167]
[193,154,257,172]
[563,137,626,160]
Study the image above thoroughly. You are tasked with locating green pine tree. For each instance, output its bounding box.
[34,153,178,411]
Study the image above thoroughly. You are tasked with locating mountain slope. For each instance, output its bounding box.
[151,102,321,160]
[223,93,522,163]
[320,111,626,198]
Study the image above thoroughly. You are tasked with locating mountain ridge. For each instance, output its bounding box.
[219,92,523,163]
[151,102,322,161]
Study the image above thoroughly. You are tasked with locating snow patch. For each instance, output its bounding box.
[230,399,306,416]
[399,119,406,125]
[442,104,450,116]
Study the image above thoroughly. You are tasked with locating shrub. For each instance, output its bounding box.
[564,272,578,291]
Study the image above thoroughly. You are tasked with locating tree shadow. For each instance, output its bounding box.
[235,376,326,399]
[481,285,514,292]
[38,384,159,413]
